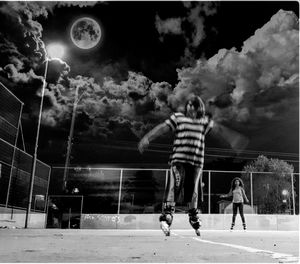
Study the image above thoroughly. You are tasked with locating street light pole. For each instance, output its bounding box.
[25,59,49,228]
[24,43,65,228]
[62,86,79,192]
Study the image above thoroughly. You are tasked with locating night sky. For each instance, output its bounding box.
[0,1,299,169]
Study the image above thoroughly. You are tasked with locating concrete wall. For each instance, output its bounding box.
[80,213,299,231]
[0,207,46,228]
[1,207,298,230]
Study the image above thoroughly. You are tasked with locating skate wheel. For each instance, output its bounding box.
[195,229,200,236]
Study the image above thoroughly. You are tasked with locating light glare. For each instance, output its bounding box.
[47,43,65,59]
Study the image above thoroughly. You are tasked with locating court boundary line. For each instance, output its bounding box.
[171,232,299,263]
[76,229,298,233]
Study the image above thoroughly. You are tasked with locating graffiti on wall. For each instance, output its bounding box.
[83,214,120,223]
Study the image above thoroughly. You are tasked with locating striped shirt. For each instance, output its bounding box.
[165,112,214,168]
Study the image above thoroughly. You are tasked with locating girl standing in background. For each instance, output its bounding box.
[221,177,249,230]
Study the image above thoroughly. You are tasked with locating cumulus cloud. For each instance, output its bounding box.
[168,9,299,131]
[4,63,43,83]
[40,71,173,139]
[0,2,298,147]
[0,1,53,60]
[0,2,49,80]
[0,1,74,121]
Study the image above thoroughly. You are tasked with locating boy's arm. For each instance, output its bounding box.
[138,122,171,153]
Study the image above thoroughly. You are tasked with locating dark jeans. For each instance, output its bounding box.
[164,163,203,209]
[232,202,245,224]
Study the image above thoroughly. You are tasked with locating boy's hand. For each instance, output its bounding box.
[138,137,149,154]
[220,194,225,198]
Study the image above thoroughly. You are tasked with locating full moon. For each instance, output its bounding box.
[70,17,101,49]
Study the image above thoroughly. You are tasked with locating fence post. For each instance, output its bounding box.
[250,172,253,208]
[80,196,84,229]
[44,166,51,213]
[208,171,211,214]
[291,173,296,215]
[44,196,50,228]
[117,169,123,215]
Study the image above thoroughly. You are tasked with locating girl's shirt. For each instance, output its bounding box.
[226,187,248,203]
[232,187,244,203]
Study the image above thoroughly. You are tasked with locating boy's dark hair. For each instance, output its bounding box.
[184,95,206,118]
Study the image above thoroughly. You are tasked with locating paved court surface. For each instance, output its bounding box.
[0,229,298,263]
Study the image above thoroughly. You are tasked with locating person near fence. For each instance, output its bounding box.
[138,94,214,236]
[220,177,249,230]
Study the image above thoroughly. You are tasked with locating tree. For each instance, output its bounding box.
[241,155,295,214]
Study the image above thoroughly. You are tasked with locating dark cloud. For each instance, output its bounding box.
[56,1,100,8]
[155,15,183,42]
[39,70,174,140]
[0,1,73,124]
[46,59,70,84]
[0,3,298,154]
[0,1,51,59]
[155,1,218,65]
[69,57,130,85]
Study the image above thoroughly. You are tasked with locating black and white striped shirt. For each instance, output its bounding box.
[165,112,214,168]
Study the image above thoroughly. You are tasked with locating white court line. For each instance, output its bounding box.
[171,230,298,233]
[172,232,298,263]
[91,229,298,233]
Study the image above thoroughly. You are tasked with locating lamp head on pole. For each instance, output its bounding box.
[46,43,65,60]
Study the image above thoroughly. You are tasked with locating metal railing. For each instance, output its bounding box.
[50,166,299,215]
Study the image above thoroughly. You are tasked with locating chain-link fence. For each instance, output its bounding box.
[0,82,51,213]
[49,167,298,218]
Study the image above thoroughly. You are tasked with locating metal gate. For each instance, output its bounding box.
[46,195,83,229]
